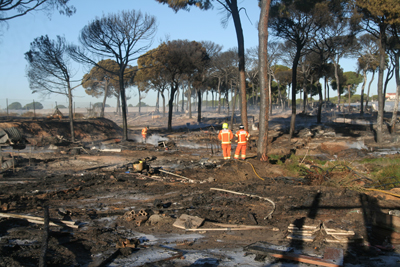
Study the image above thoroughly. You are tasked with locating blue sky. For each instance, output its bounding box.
[0,0,392,109]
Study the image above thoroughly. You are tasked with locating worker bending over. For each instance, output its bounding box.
[218,123,233,160]
[234,125,250,160]
[141,126,149,143]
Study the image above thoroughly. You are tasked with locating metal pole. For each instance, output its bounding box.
[33,99,36,118]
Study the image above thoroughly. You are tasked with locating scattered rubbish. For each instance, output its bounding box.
[1,158,15,171]
[246,241,344,267]
[122,209,149,226]
[133,161,144,171]
[147,214,166,225]
[287,223,320,242]
[0,127,27,150]
[116,238,138,249]
[322,222,362,243]
[0,212,78,228]
[122,210,136,222]
[47,107,63,120]
[211,222,279,231]
[173,214,205,230]
[99,148,122,152]
[157,140,176,150]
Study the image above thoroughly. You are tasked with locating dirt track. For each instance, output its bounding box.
[1,110,400,266]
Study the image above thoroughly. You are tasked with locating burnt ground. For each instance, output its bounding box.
[1,110,400,266]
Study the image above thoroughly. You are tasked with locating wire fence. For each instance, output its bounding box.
[0,98,159,118]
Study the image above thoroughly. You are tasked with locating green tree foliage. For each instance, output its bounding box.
[357,33,380,114]
[138,40,208,130]
[136,102,148,107]
[24,102,43,110]
[343,71,363,111]
[355,0,400,143]
[82,59,126,117]
[7,102,22,110]
[82,60,120,98]
[343,71,363,95]
[155,0,249,131]
[269,0,332,139]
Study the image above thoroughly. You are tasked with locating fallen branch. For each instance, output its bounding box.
[211,222,279,231]
[210,188,276,220]
[185,226,276,231]
[159,169,195,183]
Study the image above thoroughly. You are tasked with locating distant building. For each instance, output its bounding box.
[386,93,397,100]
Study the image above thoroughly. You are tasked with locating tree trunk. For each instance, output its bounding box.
[217,78,221,114]
[197,89,202,123]
[100,80,109,118]
[383,63,394,111]
[188,85,192,118]
[206,90,208,110]
[181,84,185,112]
[116,90,121,114]
[231,86,238,128]
[225,90,229,115]
[68,84,75,142]
[257,0,271,161]
[360,68,367,115]
[161,93,166,117]
[289,47,302,140]
[334,59,341,112]
[269,70,272,115]
[119,76,128,140]
[317,82,322,124]
[168,83,178,130]
[391,51,400,134]
[175,88,179,112]
[303,86,307,113]
[348,85,351,113]
[155,91,160,114]
[212,90,214,109]
[366,70,375,110]
[376,24,387,143]
[229,0,248,132]
[138,88,141,114]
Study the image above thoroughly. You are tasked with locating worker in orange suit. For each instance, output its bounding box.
[141,126,149,143]
[234,125,250,160]
[218,123,233,160]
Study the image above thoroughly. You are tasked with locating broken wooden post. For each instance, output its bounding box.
[39,206,49,267]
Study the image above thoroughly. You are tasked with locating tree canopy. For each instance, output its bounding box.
[138,39,209,130]
[0,0,75,22]
[25,35,78,141]
[69,10,157,140]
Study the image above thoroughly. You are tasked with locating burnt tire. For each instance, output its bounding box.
[4,127,22,143]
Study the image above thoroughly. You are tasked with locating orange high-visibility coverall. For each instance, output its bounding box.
[141,127,148,141]
[218,129,233,160]
[234,129,250,159]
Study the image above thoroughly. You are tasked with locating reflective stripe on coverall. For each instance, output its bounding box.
[234,130,250,159]
[218,129,233,159]
[141,128,148,140]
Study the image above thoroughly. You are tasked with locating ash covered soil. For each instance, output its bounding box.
[1,111,400,266]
